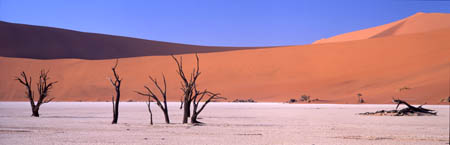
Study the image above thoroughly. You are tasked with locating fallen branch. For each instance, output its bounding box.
[359,99,437,116]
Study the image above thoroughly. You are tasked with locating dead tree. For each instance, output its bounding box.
[359,99,437,116]
[172,54,224,124]
[110,59,122,124]
[136,75,170,124]
[191,88,224,123]
[171,54,201,124]
[393,99,436,115]
[16,70,57,117]
[357,93,364,103]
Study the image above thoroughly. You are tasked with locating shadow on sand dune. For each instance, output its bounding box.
[0,21,272,60]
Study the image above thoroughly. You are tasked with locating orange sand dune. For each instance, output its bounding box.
[314,12,450,44]
[1,28,448,104]
[0,21,266,60]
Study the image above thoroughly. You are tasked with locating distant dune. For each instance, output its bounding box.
[314,12,450,44]
[0,12,448,104]
[1,29,448,104]
[0,21,266,59]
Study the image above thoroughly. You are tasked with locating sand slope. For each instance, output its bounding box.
[1,28,448,104]
[0,21,265,59]
[314,12,450,44]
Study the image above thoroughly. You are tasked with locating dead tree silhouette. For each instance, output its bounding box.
[136,75,170,124]
[191,87,225,123]
[172,54,198,123]
[145,97,153,125]
[172,54,224,124]
[357,93,364,103]
[16,70,57,117]
[110,59,122,124]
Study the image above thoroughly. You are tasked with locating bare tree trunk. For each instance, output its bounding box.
[182,100,191,123]
[112,91,120,124]
[190,95,201,123]
[190,112,200,124]
[110,59,122,124]
[146,98,153,125]
[150,112,153,125]
[32,107,39,117]
[163,109,170,124]
[113,88,120,124]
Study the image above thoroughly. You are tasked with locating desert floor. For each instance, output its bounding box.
[0,102,448,145]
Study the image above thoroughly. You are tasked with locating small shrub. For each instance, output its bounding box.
[288,99,297,103]
[357,93,364,103]
[359,98,365,103]
[300,95,310,102]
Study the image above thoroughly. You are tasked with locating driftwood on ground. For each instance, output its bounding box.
[359,99,437,116]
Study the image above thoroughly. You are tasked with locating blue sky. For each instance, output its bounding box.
[1,0,449,46]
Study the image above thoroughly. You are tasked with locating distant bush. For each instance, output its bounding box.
[232,98,256,103]
[359,98,365,103]
[300,95,310,102]
[287,98,297,103]
[441,96,450,103]
[286,95,320,103]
